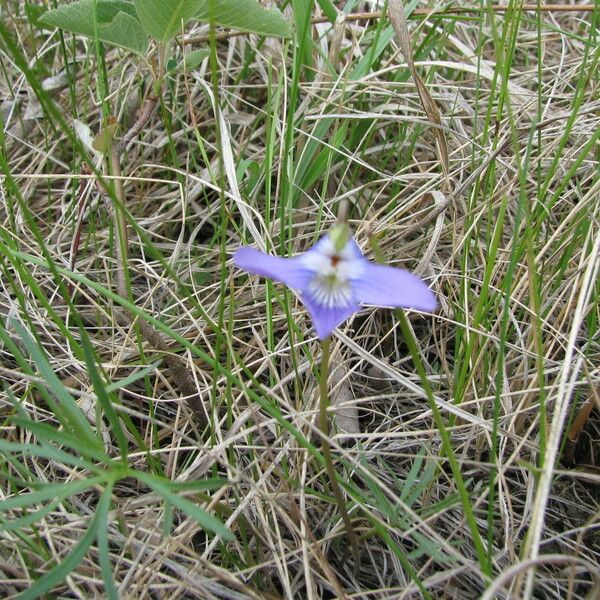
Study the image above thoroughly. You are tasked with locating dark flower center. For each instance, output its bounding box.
[330,255,341,267]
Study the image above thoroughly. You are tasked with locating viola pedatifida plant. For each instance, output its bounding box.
[233,223,437,566]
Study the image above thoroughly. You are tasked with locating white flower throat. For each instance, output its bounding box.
[300,237,364,308]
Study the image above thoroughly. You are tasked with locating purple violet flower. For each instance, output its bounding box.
[233,226,437,340]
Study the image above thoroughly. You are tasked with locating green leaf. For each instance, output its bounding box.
[99,0,140,19]
[96,482,119,600]
[168,48,210,72]
[39,0,149,56]
[180,48,210,70]
[134,471,234,540]
[133,0,204,41]
[105,361,159,393]
[350,25,395,80]
[1,246,321,474]
[3,422,108,466]
[13,322,106,454]
[195,0,290,38]
[315,0,337,22]
[92,122,120,154]
[161,501,174,536]
[79,326,130,461]
[0,497,62,533]
[25,4,48,27]
[15,493,104,600]
[166,478,229,493]
[0,476,106,511]
[0,438,95,477]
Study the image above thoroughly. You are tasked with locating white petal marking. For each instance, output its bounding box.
[300,235,365,307]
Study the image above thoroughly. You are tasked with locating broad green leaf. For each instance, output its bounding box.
[195,0,290,38]
[180,48,210,70]
[98,0,140,19]
[133,0,204,41]
[39,0,149,56]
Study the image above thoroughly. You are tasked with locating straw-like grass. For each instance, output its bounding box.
[1,2,598,598]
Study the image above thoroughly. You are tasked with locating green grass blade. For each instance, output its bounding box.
[134,471,233,541]
[95,480,119,600]
[0,475,106,512]
[15,489,104,600]
[79,326,130,462]
[12,322,105,454]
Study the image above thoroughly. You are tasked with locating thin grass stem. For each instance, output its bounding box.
[318,337,360,570]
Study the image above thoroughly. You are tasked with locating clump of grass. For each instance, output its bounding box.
[1,2,599,598]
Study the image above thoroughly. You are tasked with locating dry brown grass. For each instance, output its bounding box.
[1,2,599,598]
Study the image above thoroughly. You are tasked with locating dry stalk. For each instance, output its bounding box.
[113,94,158,155]
[106,145,208,430]
[388,0,449,180]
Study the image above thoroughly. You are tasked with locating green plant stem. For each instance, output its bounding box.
[318,337,360,568]
[207,0,231,450]
[368,234,491,577]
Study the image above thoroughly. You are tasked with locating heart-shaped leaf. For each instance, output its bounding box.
[39,0,148,56]
[133,0,204,42]
[169,48,210,72]
[133,0,290,41]
[195,0,290,38]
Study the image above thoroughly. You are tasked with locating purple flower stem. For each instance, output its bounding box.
[318,337,360,571]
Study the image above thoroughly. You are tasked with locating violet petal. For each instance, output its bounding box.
[301,293,360,339]
[352,262,437,312]
[233,247,313,290]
